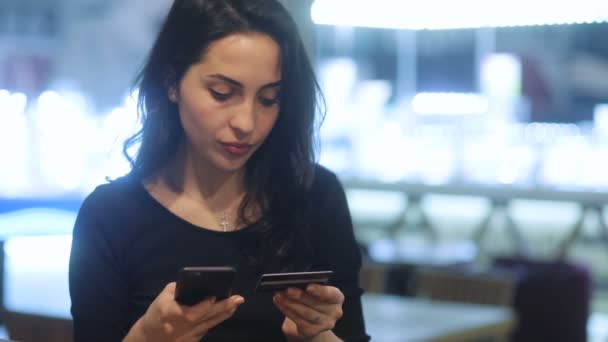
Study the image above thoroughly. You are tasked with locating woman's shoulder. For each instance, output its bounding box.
[309,164,342,192]
[79,174,143,216]
[306,164,348,204]
[74,174,154,244]
[304,164,349,215]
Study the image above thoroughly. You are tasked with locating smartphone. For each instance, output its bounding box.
[255,270,333,293]
[174,266,236,306]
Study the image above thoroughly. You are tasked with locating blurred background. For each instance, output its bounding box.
[1,0,608,340]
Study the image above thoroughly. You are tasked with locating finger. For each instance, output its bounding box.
[164,282,177,296]
[283,288,340,317]
[198,296,245,322]
[156,282,189,322]
[180,296,218,323]
[305,284,344,305]
[207,295,245,317]
[159,303,186,323]
[281,317,299,337]
[190,303,240,337]
[156,299,192,324]
[186,295,245,322]
[274,293,324,325]
[275,301,327,338]
[158,282,182,310]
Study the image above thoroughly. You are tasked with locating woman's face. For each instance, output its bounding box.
[172,32,281,173]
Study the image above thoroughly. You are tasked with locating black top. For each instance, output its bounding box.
[69,165,369,342]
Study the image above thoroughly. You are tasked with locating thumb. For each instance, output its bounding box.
[164,282,177,296]
[282,317,299,337]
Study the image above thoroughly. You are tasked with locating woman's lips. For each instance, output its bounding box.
[220,142,253,156]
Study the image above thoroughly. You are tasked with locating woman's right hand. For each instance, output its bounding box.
[127,282,245,342]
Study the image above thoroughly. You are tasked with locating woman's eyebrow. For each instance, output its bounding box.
[207,74,281,89]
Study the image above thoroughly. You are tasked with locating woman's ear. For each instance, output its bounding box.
[164,68,178,102]
[168,87,178,102]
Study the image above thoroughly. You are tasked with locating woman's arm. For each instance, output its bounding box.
[69,192,131,341]
[319,170,369,341]
[277,167,369,342]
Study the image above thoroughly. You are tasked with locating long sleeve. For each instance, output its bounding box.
[313,168,370,342]
[69,191,130,341]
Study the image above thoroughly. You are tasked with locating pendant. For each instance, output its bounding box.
[221,211,230,232]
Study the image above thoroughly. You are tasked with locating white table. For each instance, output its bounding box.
[362,294,513,342]
[343,178,608,257]
[7,233,608,342]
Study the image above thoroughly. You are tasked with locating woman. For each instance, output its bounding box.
[69,0,369,341]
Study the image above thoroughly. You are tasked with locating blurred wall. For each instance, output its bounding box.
[54,0,172,111]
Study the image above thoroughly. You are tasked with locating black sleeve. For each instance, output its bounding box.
[314,169,370,342]
[69,190,130,341]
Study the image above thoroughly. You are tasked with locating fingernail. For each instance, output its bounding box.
[233,296,245,305]
[274,294,281,303]
[307,285,317,293]
[287,288,299,299]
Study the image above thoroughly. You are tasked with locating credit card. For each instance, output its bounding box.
[255,270,333,293]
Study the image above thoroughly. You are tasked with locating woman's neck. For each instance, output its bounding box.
[163,145,246,213]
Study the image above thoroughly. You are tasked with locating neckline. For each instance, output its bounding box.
[133,178,259,236]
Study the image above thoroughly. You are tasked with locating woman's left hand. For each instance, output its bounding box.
[273,284,344,341]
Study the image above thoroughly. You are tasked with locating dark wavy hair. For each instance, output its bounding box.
[124,0,324,271]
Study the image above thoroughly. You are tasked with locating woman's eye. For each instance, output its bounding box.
[209,89,231,101]
[259,97,279,107]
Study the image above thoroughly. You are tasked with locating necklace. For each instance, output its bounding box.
[163,174,240,232]
[178,189,236,232]
[220,211,231,232]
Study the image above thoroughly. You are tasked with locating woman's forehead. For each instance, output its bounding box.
[197,32,282,85]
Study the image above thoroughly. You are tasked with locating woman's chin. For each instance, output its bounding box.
[213,157,249,174]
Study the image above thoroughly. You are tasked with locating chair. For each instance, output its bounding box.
[3,310,72,342]
[412,264,515,306]
[493,257,592,342]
